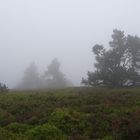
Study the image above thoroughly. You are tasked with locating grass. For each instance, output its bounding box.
[0,87,140,139]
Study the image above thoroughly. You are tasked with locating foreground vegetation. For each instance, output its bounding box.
[0,88,140,139]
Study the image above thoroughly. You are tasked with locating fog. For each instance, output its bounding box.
[0,0,140,88]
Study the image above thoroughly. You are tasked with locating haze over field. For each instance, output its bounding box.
[0,0,140,88]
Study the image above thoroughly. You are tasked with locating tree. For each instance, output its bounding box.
[127,35,140,86]
[0,83,9,93]
[43,58,68,88]
[18,62,41,90]
[82,29,140,87]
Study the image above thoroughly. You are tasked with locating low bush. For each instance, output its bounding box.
[26,124,67,140]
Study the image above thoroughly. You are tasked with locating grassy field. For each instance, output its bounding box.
[0,87,140,139]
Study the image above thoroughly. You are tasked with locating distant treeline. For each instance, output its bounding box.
[1,29,140,90]
[17,58,73,90]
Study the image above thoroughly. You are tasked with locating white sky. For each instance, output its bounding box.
[0,0,140,88]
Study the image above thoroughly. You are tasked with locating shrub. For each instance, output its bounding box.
[26,124,67,140]
[112,114,140,140]
[48,108,89,135]
[0,127,16,140]
[6,123,33,134]
[0,109,16,126]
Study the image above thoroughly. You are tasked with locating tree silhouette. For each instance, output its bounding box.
[44,58,67,88]
[0,83,9,93]
[82,29,140,87]
[18,62,41,90]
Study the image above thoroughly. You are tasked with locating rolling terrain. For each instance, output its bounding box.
[0,87,140,139]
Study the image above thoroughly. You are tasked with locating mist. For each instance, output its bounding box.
[0,0,140,88]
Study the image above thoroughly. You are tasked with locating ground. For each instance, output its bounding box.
[0,87,140,139]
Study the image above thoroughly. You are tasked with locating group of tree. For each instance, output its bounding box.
[82,29,140,87]
[18,58,73,90]
[0,82,9,93]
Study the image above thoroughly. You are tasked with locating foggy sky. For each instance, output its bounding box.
[0,0,140,88]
